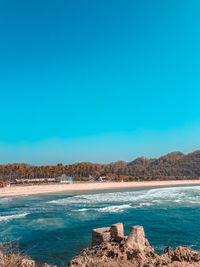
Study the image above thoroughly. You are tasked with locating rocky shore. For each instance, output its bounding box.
[0,251,54,267]
[1,223,200,266]
[69,223,200,267]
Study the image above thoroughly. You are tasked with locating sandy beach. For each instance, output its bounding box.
[0,180,200,198]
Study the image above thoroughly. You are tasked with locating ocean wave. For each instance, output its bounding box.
[185,245,200,254]
[96,204,132,213]
[48,186,200,208]
[72,208,91,212]
[0,197,14,203]
[48,191,146,204]
[72,204,132,213]
[0,213,29,222]
[133,202,153,208]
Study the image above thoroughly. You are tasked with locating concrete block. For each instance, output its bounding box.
[125,226,146,251]
[92,227,111,246]
[110,223,124,240]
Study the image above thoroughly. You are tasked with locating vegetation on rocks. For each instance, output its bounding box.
[0,241,53,267]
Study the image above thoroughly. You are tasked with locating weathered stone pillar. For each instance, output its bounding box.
[92,227,111,246]
[110,223,124,241]
[125,226,146,251]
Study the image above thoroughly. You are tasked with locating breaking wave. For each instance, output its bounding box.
[48,186,200,208]
[96,204,132,213]
[0,213,29,222]
[1,185,200,265]
[72,208,90,212]
[73,204,132,213]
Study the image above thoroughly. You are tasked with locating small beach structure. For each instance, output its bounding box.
[56,174,73,184]
[5,180,11,187]
[98,176,107,182]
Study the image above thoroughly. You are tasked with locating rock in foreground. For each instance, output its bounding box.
[69,223,200,267]
[0,251,54,267]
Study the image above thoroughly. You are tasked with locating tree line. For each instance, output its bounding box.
[1,150,200,184]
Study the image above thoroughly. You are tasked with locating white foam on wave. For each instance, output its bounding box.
[96,204,132,213]
[48,186,200,208]
[72,208,90,212]
[185,245,200,254]
[0,213,29,222]
[72,204,132,213]
[48,191,147,204]
[133,203,153,208]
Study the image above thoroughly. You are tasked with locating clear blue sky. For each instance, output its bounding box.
[0,0,200,165]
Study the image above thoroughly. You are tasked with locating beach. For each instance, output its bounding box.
[1,180,200,197]
[1,184,200,265]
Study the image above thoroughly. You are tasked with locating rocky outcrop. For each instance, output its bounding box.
[0,252,35,267]
[69,223,200,267]
[0,251,55,267]
[1,223,200,266]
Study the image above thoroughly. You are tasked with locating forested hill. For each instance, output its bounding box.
[1,150,200,182]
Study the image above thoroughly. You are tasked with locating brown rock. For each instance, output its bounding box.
[110,223,124,241]
[19,258,35,267]
[0,251,4,267]
[92,227,111,246]
[42,264,57,267]
[69,223,200,267]
[125,226,146,251]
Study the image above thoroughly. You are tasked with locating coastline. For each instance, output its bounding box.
[0,180,200,198]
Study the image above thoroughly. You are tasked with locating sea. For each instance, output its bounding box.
[0,185,200,266]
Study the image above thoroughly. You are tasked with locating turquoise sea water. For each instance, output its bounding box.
[0,185,200,266]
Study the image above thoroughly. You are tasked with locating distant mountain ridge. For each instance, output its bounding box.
[1,150,200,182]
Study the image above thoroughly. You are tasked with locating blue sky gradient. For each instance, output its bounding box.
[0,0,200,164]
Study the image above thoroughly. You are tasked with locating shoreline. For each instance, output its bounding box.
[0,180,200,198]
